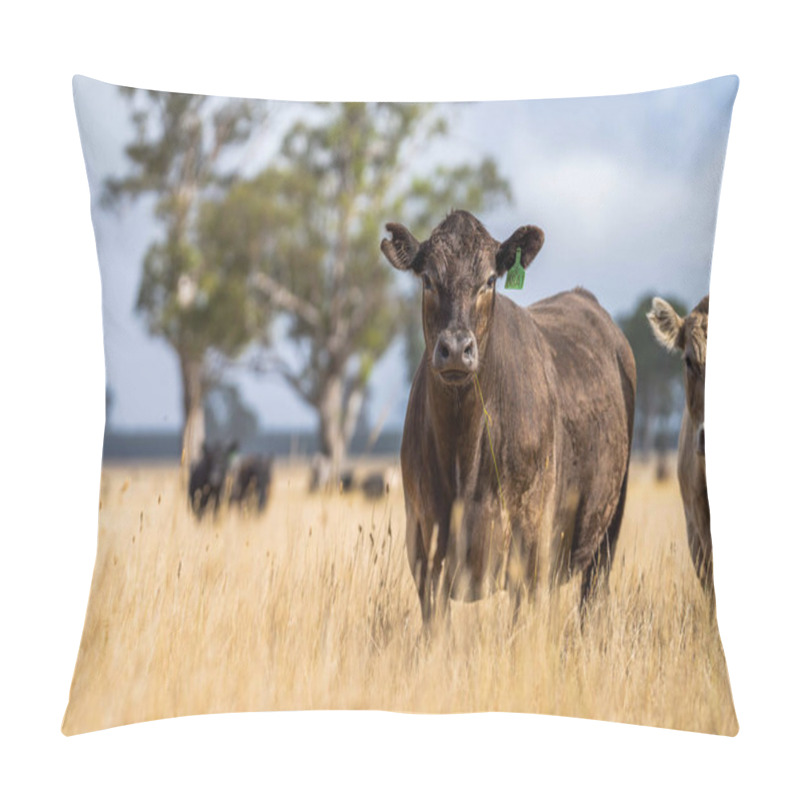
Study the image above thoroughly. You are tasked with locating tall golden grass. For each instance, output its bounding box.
[63,459,737,735]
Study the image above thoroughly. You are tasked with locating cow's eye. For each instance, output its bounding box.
[421,273,433,291]
[486,275,497,289]
[684,355,693,371]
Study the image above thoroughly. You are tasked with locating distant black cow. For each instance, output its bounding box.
[189,441,237,519]
[229,455,273,512]
[339,469,356,493]
[361,471,388,500]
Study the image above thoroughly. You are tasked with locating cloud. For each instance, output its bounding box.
[79,77,735,431]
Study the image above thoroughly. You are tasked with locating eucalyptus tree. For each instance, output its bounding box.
[209,102,511,482]
[104,87,267,466]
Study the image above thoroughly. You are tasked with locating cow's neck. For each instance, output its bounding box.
[425,363,493,500]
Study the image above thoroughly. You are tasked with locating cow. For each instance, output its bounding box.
[229,454,273,512]
[361,470,389,500]
[381,210,636,625]
[189,440,237,519]
[339,469,356,493]
[647,295,714,611]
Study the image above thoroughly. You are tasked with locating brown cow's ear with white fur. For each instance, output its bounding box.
[495,225,545,276]
[647,297,684,351]
[381,223,421,272]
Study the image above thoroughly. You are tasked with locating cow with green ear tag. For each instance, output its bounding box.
[381,210,636,626]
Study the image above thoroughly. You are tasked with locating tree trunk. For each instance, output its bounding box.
[180,353,206,476]
[342,383,365,450]
[315,373,367,490]
[317,375,346,489]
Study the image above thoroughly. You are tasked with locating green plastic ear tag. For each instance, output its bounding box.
[504,247,525,290]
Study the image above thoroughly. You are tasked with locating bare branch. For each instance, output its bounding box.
[249,273,321,327]
[247,351,316,406]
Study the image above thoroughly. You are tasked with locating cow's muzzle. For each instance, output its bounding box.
[433,329,478,384]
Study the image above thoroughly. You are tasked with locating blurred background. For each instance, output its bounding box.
[74,76,735,477]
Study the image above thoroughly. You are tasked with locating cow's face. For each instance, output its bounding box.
[381,211,544,386]
[648,296,709,456]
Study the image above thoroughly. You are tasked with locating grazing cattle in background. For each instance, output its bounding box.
[339,469,356,493]
[648,295,714,611]
[361,470,388,500]
[189,440,237,519]
[229,454,274,513]
[381,210,636,624]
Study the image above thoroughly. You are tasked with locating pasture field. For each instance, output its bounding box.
[63,459,737,736]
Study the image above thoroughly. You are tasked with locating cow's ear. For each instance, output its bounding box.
[496,225,545,275]
[381,223,421,272]
[647,297,684,351]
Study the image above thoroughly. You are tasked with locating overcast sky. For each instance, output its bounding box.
[73,75,737,433]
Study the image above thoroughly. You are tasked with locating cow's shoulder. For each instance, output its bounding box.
[523,289,633,398]
[525,289,609,338]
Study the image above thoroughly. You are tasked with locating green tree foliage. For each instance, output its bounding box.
[103,88,267,466]
[206,103,511,480]
[617,293,689,455]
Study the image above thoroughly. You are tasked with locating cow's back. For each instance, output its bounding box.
[528,289,636,575]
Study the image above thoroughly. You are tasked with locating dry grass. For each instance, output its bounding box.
[63,458,737,736]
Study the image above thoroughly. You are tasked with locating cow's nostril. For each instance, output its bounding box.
[463,342,474,358]
[439,344,450,359]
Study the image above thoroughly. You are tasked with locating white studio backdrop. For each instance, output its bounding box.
[2,1,797,798]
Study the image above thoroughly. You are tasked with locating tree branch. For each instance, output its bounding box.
[249,272,321,327]
[248,352,317,406]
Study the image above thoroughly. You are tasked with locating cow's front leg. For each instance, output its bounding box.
[506,511,542,629]
[408,516,450,629]
[447,497,506,603]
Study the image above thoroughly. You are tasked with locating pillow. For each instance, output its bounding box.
[64,74,738,736]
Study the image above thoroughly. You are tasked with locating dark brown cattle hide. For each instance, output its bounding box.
[382,210,636,623]
[229,454,273,513]
[648,295,714,612]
